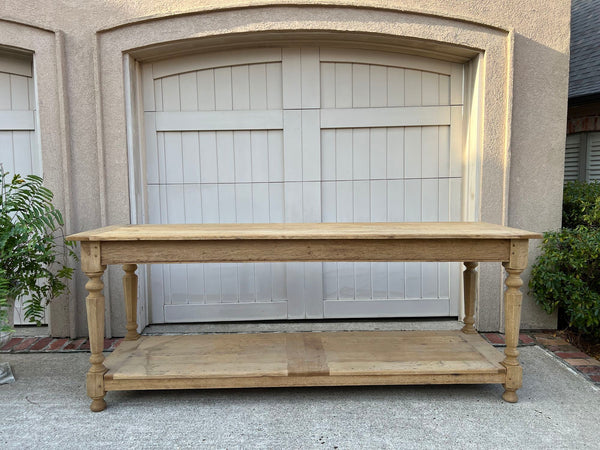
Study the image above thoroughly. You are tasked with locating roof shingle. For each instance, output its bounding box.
[569,0,600,98]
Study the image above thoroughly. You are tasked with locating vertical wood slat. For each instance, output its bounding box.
[335,63,352,108]
[320,63,335,108]
[164,132,183,184]
[249,64,267,110]
[284,110,302,182]
[181,132,200,183]
[27,77,35,111]
[10,74,29,110]
[0,73,11,109]
[421,72,439,106]
[12,131,32,175]
[353,129,369,180]
[405,70,422,106]
[199,131,218,183]
[404,127,422,178]
[268,130,284,182]
[142,64,155,111]
[387,67,405,107]
[282,48,301,110]
[232,65,250,110]
[302,110,321,181]
[161,76,181,112]
[197,69,216,111]
[179,73,198,111]
[369,65,387,107]
[266,63,283,110]
[234,131,252,183]
[301,48,320,109]
[370,128,386,180]
[0,131,14,179]
[352,64,369,107]
[251,131,269,182]
[214,67,232,111]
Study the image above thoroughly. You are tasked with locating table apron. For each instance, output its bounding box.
[98,238,512,265]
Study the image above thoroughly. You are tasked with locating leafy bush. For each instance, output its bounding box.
[562,180,600,229]
[530,228,600,337]
[530,181,600,337]
[0,168,75,327]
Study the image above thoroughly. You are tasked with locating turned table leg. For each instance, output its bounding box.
[461,262,478,334]
[82,241,108,412]
[123,264,140,341]
[501,240,529,403]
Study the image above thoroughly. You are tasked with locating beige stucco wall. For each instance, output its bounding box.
[0,1,570,337]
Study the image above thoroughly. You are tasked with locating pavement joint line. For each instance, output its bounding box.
[1,330,598,387]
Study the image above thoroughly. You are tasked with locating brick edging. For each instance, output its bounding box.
[481,332,600,385]
[0,336,123,353]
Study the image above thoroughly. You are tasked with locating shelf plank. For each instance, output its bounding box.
[104,331,506,391]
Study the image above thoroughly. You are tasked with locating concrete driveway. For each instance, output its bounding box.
[1,345,599,449]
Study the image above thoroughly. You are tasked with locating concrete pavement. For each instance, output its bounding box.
[1,345,599,449]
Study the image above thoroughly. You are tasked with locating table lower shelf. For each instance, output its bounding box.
[103,330,507,391]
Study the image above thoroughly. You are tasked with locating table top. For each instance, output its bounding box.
[67,222,542,242]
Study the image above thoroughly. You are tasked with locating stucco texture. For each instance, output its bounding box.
[0,1,570,336]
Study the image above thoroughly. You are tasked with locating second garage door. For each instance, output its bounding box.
[141,47,464,323]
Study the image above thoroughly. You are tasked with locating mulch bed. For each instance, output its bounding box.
[557,329,600,361]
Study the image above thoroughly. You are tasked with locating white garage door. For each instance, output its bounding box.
[0,50,41,324]
[141,47,464,323]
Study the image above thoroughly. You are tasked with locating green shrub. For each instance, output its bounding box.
[562,180,600,229]
[530,227,600,337]
[530,181,600,337]
[0,168,75,326]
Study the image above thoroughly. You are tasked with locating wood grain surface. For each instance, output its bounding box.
[103,330,506,391]
[68,222,542,242]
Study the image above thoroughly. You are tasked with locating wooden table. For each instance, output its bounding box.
[68,222,542,412]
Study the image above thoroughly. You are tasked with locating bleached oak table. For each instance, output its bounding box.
[68,222,541,412]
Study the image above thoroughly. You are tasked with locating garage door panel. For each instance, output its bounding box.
[153,63,283,114]
[323,260,453,302]
[142,47,464,323]
[147,179,293,313]
[319,47,456,77]
[321,60,452,109]
[151,48,283,80]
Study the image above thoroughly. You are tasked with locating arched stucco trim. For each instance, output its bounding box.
[92,4,513,336]
[0,19,74,337]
